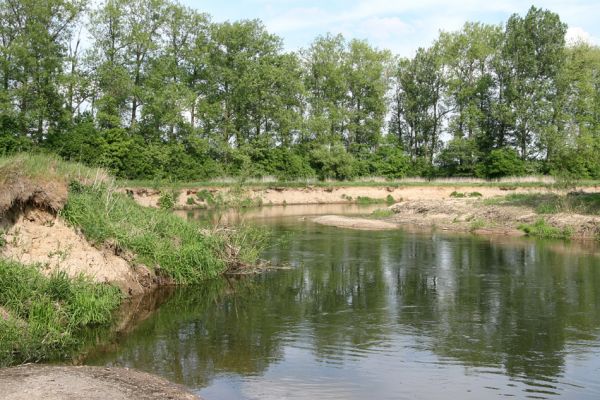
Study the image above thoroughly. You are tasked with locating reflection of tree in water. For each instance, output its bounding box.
[392,235,600,380]
[87,223,600,389]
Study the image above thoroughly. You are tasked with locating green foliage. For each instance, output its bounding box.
[450,191,466,198]
[371,208,395,218]
[61,185,226,284]
[480,148,526,179]
[356,196,386,205]
[518,218,572,240]
[0,260,121,366]
[0,2,599,181]
[158,191,178,210]
[469,192,483,197]
[485,192,600,215]
[309,144,358,180]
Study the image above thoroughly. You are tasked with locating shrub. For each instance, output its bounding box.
[480,148,526,179]
[158,190,178,210]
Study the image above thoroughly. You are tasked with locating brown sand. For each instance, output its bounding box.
[0,365,199,400]
[0,209,157,295]
[313,215,399,230]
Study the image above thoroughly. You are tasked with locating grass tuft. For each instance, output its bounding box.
[518,218,573,240]
[0,259,122,366]
[61,185,226,284]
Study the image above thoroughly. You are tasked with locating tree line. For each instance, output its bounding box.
[1,0,599,181]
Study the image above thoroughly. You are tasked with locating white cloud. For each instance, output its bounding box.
[201,0,600,56]
[566,26,598,45]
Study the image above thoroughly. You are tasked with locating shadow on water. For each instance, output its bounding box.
[84,216,600,400]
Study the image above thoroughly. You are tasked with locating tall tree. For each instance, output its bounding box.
[501,6,567,160]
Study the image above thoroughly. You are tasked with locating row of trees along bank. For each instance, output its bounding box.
[1,0,600,181]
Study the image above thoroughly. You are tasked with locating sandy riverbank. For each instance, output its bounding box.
[312,197,600,240]
[0,365,199,400]
[127,185,594,209]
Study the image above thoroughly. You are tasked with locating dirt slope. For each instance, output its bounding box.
[1,208,157,296]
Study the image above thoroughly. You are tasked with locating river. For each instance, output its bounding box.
[86,205,600,399]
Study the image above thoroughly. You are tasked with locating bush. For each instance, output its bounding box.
[479,148,525,179]
[309,144,358,180]
[158,191,178,210]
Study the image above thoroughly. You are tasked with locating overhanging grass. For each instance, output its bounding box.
[61,185,226,284]
[0,153,109,187]
[0,259,122,367]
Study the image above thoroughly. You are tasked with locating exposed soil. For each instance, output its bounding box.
[0,364,199,400]
[0,177,67,229]
[387,198,600,240]
[0,208,158,296]
[126,185,600,209]
[313,215,400,230]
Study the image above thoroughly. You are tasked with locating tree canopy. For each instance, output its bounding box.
[1,1,599,180]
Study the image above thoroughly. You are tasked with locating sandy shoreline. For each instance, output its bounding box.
[0,365,199,400]
[126,184,599,209]
[313,215,400,230]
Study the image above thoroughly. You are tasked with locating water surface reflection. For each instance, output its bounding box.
[86,218,600,400]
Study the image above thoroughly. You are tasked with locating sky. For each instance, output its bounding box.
[182,0,600,56]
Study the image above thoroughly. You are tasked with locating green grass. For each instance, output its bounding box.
[370,208,395,218]
[484,192,600,215]
[518,218,573,240]
[469,218,487,231]
[122,177,600,190]
[0,259,122,367]
[0,153,109,187]
[61,184,226,284]
[356,196,387,205]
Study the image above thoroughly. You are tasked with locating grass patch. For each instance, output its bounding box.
[0,259,122,366]
[518,218,573,240]
[469,218,487,231]
[356,196,386,205]
[484,192,600,215]
[61,184,226,284]
[370,208,395,218]
[450,191,482,198]
[0,153,108,186]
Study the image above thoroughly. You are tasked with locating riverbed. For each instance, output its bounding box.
[86,206,600,400]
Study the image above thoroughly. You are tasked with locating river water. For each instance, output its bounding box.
[86,206,600,399]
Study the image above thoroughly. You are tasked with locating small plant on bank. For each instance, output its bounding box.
[469,219,486,231]
[518,218,573,240]
[186,196,196,205]
[386,194,395,204]
[371,209,394,218]
[356,196,385,205]
[158,190,178,210]
[468,191,483,198]
[196,189,215,205]
[450,191,466,198]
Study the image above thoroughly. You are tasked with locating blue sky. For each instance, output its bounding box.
[183,0,600,55]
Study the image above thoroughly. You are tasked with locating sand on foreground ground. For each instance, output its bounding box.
[0,365,199,400]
